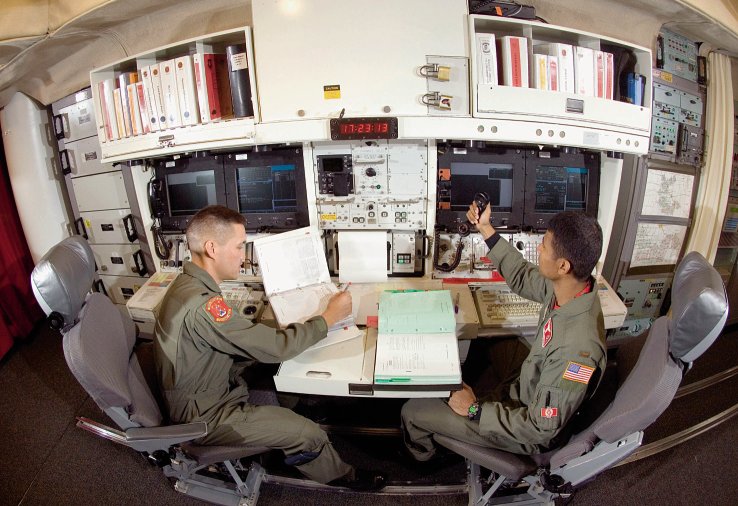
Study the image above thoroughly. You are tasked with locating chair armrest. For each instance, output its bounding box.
[76,417,207,453]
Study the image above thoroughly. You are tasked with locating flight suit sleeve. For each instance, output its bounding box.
[477,343,600,447]
[190,295,328,363]
[487,236,549,303]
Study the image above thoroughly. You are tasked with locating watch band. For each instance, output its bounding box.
[467,402,480,420]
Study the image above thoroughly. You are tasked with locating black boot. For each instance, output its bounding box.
[328,468,387,491]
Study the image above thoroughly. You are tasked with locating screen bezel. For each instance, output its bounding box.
[522,149,601,230]
[436,145,525,231]
[223,147,309,232]
[154,154,228,232]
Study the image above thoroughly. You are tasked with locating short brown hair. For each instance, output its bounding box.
[548,212,602,281]
[185,205,246,254]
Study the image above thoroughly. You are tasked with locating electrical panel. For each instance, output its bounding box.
[677,124,704,166]
[610,276,673,341]
[650,117,678,155]
[313,140,428,230]
[659,28,698,82]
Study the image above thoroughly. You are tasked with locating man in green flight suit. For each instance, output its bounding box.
[401,202,606,457]
[154,205,385,490]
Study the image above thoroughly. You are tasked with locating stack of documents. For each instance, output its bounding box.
[253,227,363,351]
[374,290,461,389]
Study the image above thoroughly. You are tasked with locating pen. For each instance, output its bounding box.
[340,282,351,293]
[454,292,460,314]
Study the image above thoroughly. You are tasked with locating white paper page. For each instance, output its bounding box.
[338,231,388,283]
[304,324,364,352]
[374,332,460,382]
[253,227,330,296]
[268,282,338,327]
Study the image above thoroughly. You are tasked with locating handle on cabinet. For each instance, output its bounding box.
[59,149,72,175]
[74,217,89,240]
[122,214,137,242]
[133,249,148,277]
[52,114,66,140]
[94,279,108,296]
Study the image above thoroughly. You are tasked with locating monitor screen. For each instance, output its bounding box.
[166,169,217,216]
[534,166,589,213]
[448,162,514,212]
[236,164,298,213]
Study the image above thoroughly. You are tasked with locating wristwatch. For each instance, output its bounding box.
[467,402,481,421]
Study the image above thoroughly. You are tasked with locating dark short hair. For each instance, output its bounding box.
[186,205,246,254]
[547,212,603,281]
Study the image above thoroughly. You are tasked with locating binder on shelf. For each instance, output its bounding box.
[226,44,254,118]
[532,54,548,90]
[97,79,118,141]
[139,66,161,132]
[117,72,136,137]
[498,35,528,88]
[625,72,646,106]
[574,46,595,96]
[605,52,614,100]
[548,56,559,91]
[202,54,224,121]
[535,43,575,94]
[126,83,143,136]
[149,64,168,130]
[213,53,234,120]
[475,32,498,85]
[160,59,182,128]
[112,88,126,139]
[174,55,199,126]
[192,53,211,124]
[594,51,606,98]
[134,82,152,135]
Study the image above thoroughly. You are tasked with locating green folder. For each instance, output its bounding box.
[377,290,456,334]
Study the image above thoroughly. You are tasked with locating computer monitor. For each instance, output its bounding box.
[152,153,228,232]
[523,149,600,229]
[223,146,309,231]
[436,145,525,231]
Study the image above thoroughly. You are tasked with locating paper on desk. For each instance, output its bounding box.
[378,290,456,334]
[338,231,388,283]
[268,282,338,326]
[304,324,364,352]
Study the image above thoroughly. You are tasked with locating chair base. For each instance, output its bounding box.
[165,456,265,506]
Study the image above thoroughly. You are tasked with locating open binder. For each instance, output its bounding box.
[253,227,361,350]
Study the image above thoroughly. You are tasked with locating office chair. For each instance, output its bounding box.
[31,236,268,506]
[434,251,729,505]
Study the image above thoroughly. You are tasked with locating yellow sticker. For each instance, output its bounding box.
[85,219,92,228]
[320,213,337,221]
[660,71,673,83]
[324,85,341,100]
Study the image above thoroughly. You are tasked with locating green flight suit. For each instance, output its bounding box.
[154,262,352,483]
[402,235,606,456]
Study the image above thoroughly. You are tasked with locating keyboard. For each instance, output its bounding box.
[474,284,542,328]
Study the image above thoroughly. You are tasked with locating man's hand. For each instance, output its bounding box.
[467,202,496,240]
[321,291,352,328]
[448,382,477,417]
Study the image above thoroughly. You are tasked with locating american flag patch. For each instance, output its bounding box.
[562,361,595,384]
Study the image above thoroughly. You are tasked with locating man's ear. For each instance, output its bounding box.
[203,239,217,259]
[558,257,572,276]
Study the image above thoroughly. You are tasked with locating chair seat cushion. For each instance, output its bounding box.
[182,443,270,467]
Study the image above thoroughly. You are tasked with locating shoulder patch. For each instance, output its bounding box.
[562,361,595,384]
[205,296,233,323]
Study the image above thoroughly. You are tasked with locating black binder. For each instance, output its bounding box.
[226,44,254,118]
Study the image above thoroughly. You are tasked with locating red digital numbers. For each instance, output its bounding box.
[339,121,389,135]
[333,118,395,139]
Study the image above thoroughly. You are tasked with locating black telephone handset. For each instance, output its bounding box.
[148,178,167,219]
[473,192,490,215]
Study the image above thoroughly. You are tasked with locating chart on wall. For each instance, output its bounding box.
[630,223,688,267]
[641,169,694,219]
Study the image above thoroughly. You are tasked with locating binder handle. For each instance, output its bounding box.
[59,149,72,175]
[132,250,148,277]
[122,213,137,243]
[74,217,88,240]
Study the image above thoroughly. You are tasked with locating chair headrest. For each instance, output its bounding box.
[669,251,728,363]
[31,236,96,329]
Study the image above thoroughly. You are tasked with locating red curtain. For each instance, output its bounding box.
[0,134,44,359]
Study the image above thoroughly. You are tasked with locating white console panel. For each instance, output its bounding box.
[313,140,429,230]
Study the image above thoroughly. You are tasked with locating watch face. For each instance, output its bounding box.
[467,403,479,419]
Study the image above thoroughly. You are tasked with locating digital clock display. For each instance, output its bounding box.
[330,117,398,140]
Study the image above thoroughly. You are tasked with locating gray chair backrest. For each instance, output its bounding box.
[31,236,96,330]
[549,252,728,469]
[31,237,162,429]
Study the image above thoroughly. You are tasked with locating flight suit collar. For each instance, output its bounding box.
[183,261,221,293]
[546,276,598,318]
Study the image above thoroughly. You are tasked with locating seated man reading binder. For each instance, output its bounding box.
[401,203,606,456]
[154,205,386,490]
